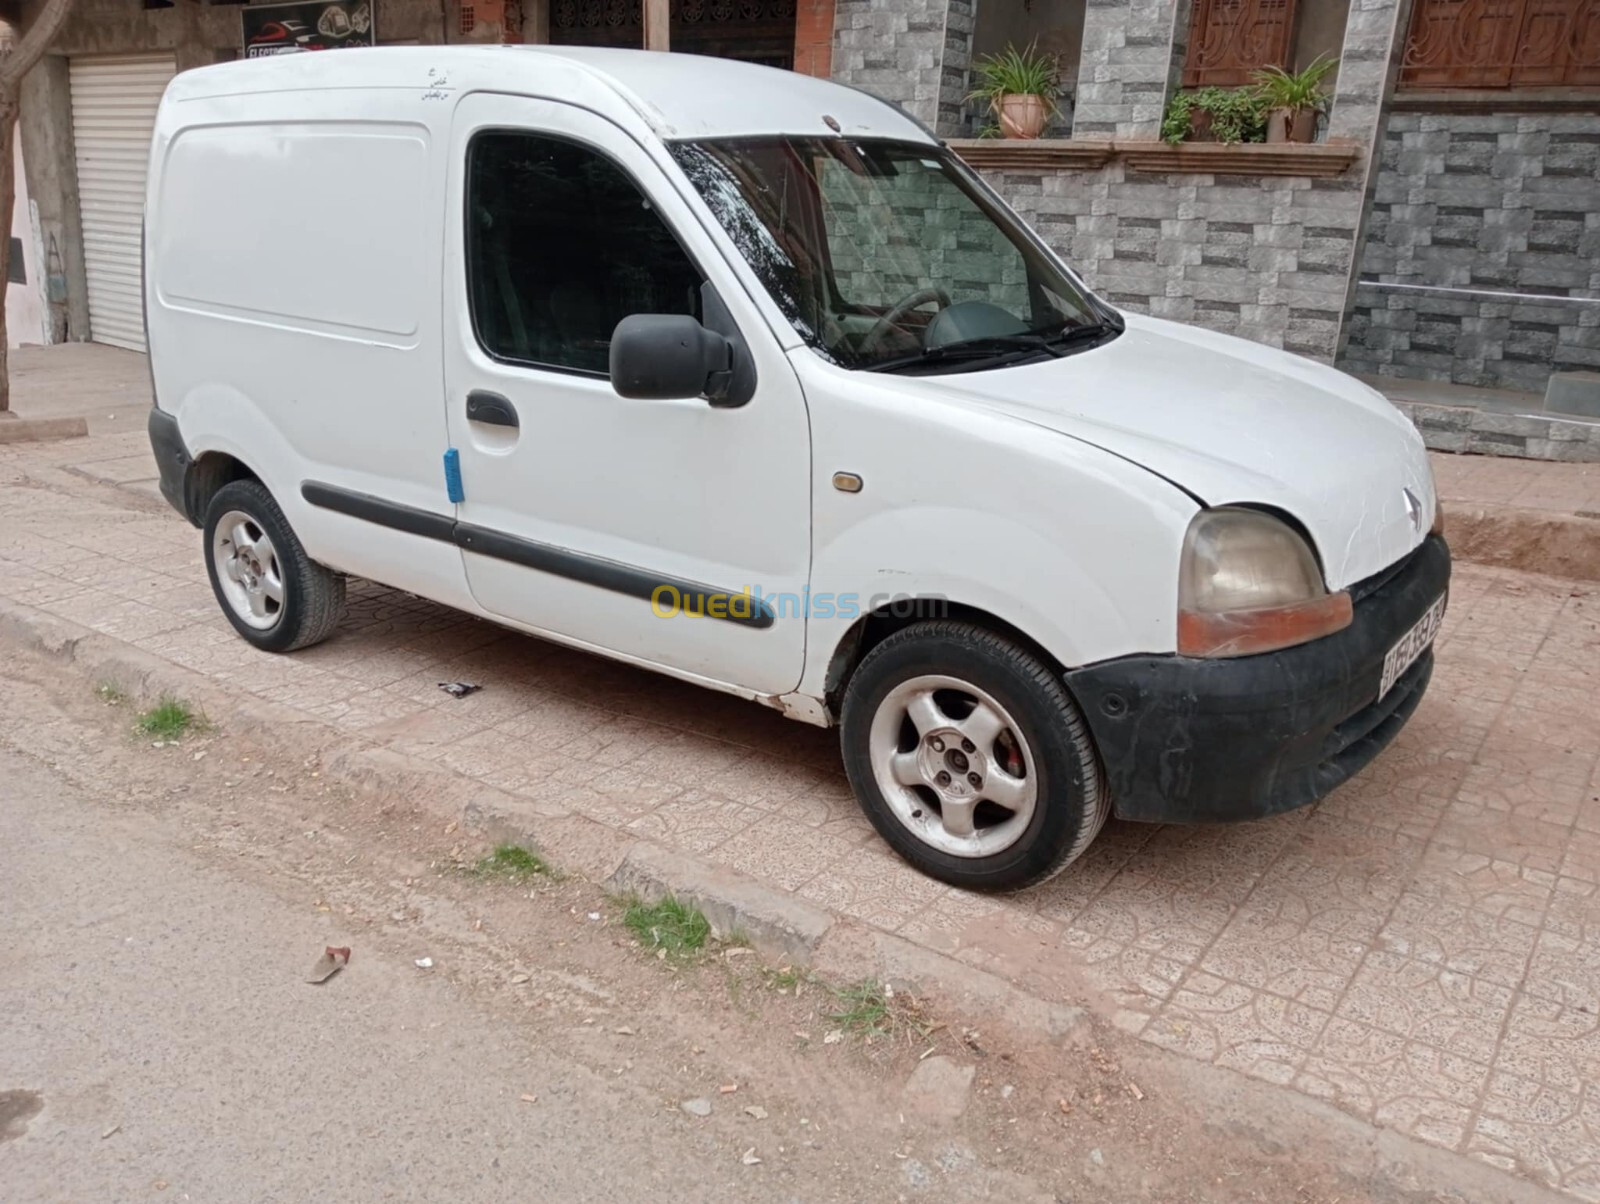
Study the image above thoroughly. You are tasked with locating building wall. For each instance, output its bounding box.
[1339,108,1600,394]
[19,0,453,344]
[6,130,47,348]
[1073,0,1189,138]
[975,0,1409,363]
[830,0,975,134]
[983,163,1366,358]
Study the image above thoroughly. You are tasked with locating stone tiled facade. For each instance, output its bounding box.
[1340,112,1600,394]
[830,0,958,130]
[1072,0,1190,138]
[968,0,1411,362]
[1398,402,1600,463]
[986,164,1367,356]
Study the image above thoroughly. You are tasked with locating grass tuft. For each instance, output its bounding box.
[624,894,711,959]
[830,979,895,1037]
[96,682,128,705]
[828,979,935,1044]
[137,696,199,740]
[470,843,551,881]
[763,966,808,993]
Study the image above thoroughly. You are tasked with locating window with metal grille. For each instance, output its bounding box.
[1400,0,1600,89]
[1182,0,1299,87]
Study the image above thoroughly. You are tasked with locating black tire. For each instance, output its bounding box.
[202,479,346,653]
[840,621,1107,891]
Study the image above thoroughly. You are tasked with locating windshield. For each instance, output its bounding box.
[670,138,1117,373]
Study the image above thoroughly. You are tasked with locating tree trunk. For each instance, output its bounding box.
[0,0,87,413]
[0,96,17,413]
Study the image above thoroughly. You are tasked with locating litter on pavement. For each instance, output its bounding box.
[306,945,351,984]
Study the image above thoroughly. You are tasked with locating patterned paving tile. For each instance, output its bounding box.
[8,431,1600,1198]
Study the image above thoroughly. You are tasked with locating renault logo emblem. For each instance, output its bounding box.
[1403,487,1422,533]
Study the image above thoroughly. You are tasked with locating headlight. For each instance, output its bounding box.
[1178,507,1353,658]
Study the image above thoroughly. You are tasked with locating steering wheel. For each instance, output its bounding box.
[859,287,952,354]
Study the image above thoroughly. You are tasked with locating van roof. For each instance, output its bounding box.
[163,46,937,144]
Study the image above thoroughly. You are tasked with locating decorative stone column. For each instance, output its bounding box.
[1071,0,1191,139]
[1327,0,1416,358]
[831,0,975,135]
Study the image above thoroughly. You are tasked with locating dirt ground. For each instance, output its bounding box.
[0,647,1560,1204]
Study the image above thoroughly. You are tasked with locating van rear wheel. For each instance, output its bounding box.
[203,479,346,653]
[840,621,1107,891]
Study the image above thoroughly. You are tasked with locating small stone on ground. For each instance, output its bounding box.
[899,1055,974,1124]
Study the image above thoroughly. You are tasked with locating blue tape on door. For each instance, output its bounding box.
[443,448,464,504]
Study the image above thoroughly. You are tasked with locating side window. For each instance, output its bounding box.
[466,131,702,374]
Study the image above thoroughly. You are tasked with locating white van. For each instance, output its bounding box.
[145,47,1449,890]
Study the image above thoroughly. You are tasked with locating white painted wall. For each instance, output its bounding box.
[7,128,47,348]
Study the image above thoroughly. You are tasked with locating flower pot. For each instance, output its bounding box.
[998,94,1049,140]
[1268,106,1318,143]
[1188,109,1217,142]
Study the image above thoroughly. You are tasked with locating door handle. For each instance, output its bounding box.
[466,390,519,429]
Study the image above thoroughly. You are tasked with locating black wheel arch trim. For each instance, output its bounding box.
[299,479,774,630]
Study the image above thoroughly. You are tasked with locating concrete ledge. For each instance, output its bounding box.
[0,414,89,444]
[1396,399,1600,463]
[949,137,1360,178]
[609,841,834,964]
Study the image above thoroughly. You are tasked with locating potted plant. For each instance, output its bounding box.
[1162,86,1267,146]
[1253,55,1338,143]
[968,43,1061,140]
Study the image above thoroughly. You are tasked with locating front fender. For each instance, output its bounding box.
[794,357,1198,700]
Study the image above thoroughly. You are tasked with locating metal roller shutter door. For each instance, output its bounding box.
[68,54,175,352]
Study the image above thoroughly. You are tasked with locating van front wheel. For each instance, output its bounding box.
[203,479,346,653]
[840,621,1107,891]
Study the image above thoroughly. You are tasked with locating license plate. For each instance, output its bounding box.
[1379,593,1446,701]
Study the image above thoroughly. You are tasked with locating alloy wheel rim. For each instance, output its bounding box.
[213,510,285,631]
[867,674,1038,858]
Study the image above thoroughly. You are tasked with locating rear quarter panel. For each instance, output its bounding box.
[145,86,472,609]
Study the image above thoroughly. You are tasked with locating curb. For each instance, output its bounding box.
[0,415,90,444]
[1442,504,1600,582]
[0,594,1098,1043]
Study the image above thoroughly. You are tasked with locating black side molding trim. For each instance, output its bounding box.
[456,522,774,629]
[300,480,773,630]
[301,481,456,543]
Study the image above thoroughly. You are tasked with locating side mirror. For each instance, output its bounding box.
[609,315,732,403]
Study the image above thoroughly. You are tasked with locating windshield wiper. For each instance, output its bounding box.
[864,321,1115,375]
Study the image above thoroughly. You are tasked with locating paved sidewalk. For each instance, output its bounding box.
[4,420,1600,1198]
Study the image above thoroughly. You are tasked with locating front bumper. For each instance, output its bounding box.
[1064,535,1451,824]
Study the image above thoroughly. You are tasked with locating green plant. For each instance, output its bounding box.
[623,894,711,959]
[1161,89,1197,144]
[470,843,551,881]
[1163,86,1268,145]
[830,980,894,1036]
[827,979,936,1043]
[96,682,128,706]
[967,42,1061,113]
[136,696,200,740]
[1252,54,1338,113]
[1196,86,1268,144]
